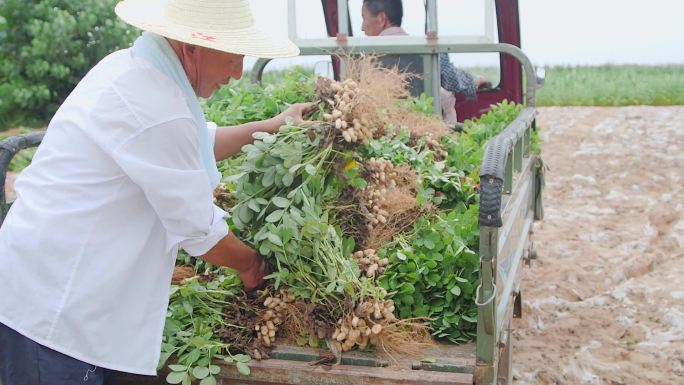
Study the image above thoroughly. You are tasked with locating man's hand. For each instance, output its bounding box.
[200,232,268,291]
[237,252,268,291]
[475,75,491,90]
[274,102,316,128]
[213,102,317,161]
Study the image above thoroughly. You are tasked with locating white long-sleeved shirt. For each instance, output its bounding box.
[0,48,228,375]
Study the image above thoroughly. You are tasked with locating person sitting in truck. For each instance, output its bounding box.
[361,0,488,125]
[0,0,312,383]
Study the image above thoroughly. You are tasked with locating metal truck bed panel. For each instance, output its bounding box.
[117,343,475,385]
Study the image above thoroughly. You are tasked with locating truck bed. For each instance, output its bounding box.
[117,342,475,385]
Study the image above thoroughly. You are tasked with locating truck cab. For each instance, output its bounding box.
[251,0,534,122]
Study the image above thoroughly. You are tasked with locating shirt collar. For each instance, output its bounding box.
[379,26,407,36]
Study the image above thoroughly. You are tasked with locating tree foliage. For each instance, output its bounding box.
[0,0,137,128]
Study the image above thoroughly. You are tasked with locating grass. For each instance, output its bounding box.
[463,64,684,106]
[258,64,683,107]
[533,65,684,106]
[464,66,501,88]
[0,127,37,140]
[252,64,684,107]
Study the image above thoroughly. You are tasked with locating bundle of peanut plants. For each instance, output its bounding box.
[161,61,531,384]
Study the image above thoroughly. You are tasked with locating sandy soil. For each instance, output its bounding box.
[512,107,684,385]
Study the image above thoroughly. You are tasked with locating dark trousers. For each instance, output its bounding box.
[0,322,118,385]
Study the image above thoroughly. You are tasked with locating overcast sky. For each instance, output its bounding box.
[245,0,684,70]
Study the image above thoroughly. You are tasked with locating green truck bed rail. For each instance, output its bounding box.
[475,106,544,384]
[0,131,45,226]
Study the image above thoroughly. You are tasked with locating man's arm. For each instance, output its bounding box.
[213,102,313,161]
[439,53,478,100]
[200,232,267,290]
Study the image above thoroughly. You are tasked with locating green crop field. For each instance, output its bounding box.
[467,64,684,106]
[257,64,684,107]
[533,65,684,106]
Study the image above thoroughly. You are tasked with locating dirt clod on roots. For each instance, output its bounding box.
[331,300,434,360]
[219,293,260,354]
[375,318,434,361]
[359,160,428,250]
[171,266,195,285]
[213,183,237,211]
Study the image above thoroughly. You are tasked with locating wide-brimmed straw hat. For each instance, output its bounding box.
[115,0,300,58]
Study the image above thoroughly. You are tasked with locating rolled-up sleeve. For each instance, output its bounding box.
[207,121,218,146]
[111,117,228,256]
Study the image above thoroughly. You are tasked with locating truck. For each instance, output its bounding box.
[0,1,544,384]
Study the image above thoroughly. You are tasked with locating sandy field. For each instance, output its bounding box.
[512,107,684,385]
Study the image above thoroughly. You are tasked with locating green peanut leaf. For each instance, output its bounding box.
[185,349,201,365]
[166,371,187,384]
[450,285,461,296]
[267,233,283,246]
[265,209,284,223]
[236,362,251,376]
[252,132,269,140]
[262,168,276,187]
[233,354,251,363]
[271,197,290,208]
[247,200,261,212]
[157,352,172,370]
[238,205,254,223]
[282,173,294,186]
[192,366,210,379]
[304,164,317,175]
[199,376,217,385]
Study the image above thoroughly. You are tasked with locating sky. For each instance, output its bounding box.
[244,0,684,71]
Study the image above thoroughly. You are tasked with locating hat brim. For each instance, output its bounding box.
[115,0,300,59]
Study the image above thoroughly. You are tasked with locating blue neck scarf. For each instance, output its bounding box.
[130,32,221,188]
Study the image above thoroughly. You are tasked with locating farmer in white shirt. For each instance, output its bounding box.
[0,0,310,383]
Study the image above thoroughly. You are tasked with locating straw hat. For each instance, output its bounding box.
[115,0,300,58]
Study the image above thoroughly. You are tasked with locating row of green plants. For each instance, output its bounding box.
[535,64,684,106]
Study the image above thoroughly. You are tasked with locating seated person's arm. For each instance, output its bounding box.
[439,53,477,100]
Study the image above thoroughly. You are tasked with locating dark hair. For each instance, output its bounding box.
[363,0,403,27]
